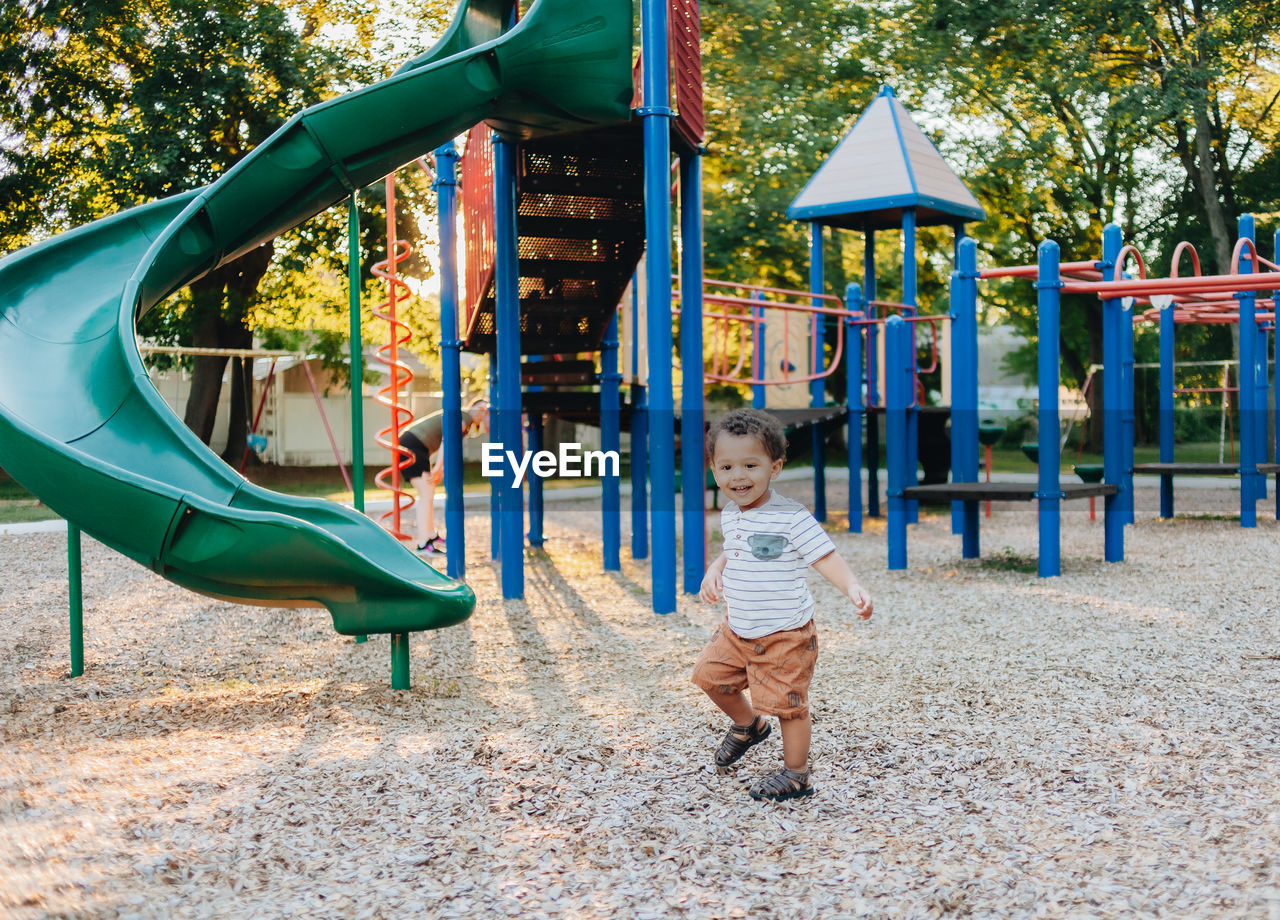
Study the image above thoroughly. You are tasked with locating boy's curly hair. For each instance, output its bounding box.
[705,408,787,462]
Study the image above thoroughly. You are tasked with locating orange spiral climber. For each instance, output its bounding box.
[371,175,416,541]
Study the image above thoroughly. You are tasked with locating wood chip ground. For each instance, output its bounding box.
[2,480,1278,918]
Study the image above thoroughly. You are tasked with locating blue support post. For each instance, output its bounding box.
[886,315,910,569]
[680,151,705,594]
[1274,230,1280,520]
[809,222,828,522]
[1121,295,1135,524]
[1261,318,1272,485]
[493,134,524,596]
[1036,241,1063,577]
[951,238,980,559]
[527,412,544,547]
[631,383,649,560]
[601,312,622,570]
[864,231,880,518]
[903,207,919,525]
[1158,297,1175,519]
[641,0,675,613]
[752,292,767,409]
[1101,224,1125,561]
[906,209,916,524]
[1238,215,1258,527]
[629,280,648,560]
[1252,226,1269,504]
[845,283,864,533]
[433,141,466,578]
[950,222,969,536]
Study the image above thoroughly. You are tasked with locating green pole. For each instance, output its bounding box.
[348,194,365,514]
[68,522,83,677]
[349,195,369,646]
[391,632,411,689]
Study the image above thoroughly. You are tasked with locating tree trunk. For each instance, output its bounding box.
[183,269,231,444]
[181,244,274,452]
[1192,102,1232,273]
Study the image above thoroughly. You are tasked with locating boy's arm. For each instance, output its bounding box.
[700,552,727,603]
[811,552,872,619]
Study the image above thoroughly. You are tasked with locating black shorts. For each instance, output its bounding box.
[398,431,435,481]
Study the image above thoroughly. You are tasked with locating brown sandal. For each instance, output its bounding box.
[749,765,814,801]
[714,717,771,773]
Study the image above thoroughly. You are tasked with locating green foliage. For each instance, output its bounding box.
[700,0,880,291]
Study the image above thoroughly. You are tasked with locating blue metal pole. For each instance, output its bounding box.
[680,151,705,594]
[864,230,880,518]
[903,207,918,525]
[1159,297,1175,519]
[1121,294,1135,525]
[631,382,649,560]
[1238,214,1258,527]
[1274,229,1280,520]
[493,134,524,596]
[845,282,863,533]
[1036,241,1063,577]
[886,315,909,569]
[952,238,980,559]
[641,0,675,613]
[950,224,969,535]
[527,412,544,546]
[1252,222,1269,504]
[601,312,622,570]
[433,141,466,578]
[752,291,766,409]
[1101,224,1125,561]
[809,222,827,522]
[629,278,648,560]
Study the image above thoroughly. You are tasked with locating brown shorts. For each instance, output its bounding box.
[691,617,818,719]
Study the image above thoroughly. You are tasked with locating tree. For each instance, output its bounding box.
[700,0,881,293]
[2,0,459,462]
[892,0,1280,444]
[1,0,345,459]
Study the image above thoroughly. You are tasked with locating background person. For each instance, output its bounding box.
[397,398,488,555]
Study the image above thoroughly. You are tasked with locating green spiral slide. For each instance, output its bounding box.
[0,0,633,637]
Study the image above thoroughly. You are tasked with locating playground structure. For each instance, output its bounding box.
[0,0,641,686]
[885,217,1279,576]
[432,80,992,613]
[397,0,711,611]
[9,0,1279,700]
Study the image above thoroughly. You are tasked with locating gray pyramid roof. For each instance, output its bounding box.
[787,86,985,231]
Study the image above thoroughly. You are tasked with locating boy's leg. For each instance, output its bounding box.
[778,713,811,772]
[704,688,757,728]
[692,623,771,770]
[411,473,434,542]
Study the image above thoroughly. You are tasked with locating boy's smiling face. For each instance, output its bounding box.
[711,432,784,510]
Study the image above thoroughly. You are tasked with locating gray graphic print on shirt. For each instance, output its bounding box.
[747,533,787,560]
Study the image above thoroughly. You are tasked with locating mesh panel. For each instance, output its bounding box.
[518,192,643,221]
[464,127,645,355]
[522,150,640,181]
[519,237,635,262]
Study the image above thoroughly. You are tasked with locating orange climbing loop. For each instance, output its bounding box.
[372,174,417,541]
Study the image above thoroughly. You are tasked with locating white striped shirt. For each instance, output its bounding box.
[720,490,836,639]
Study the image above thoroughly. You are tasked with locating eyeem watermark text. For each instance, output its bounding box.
[482,442,620,487]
